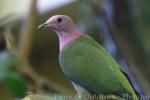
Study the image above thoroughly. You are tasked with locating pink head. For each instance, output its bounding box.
[38,15,78,33]
[38,15,82,50]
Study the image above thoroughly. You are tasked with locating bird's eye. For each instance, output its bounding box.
[57,18,62,22]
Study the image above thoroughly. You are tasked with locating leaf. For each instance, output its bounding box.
[0,51,27,97]
[5,72,27,97]
[0,51,16,79]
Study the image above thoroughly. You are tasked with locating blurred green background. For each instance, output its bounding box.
[0,0,150,100]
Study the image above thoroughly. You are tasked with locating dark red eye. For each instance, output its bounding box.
[57,18,62,22]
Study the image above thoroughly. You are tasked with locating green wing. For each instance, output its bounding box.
[59,35,136,97]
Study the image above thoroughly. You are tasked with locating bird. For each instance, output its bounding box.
[38,15,139,100]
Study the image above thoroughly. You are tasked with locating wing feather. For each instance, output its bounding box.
[60,35,135,95]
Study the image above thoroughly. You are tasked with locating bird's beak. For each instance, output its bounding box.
[38,23,48,29]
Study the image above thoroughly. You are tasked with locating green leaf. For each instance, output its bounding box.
[0,50,21,79]
[0,51,14,79]
[5,72,27,97]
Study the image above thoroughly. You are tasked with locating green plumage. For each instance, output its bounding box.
[59,35,138,99]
